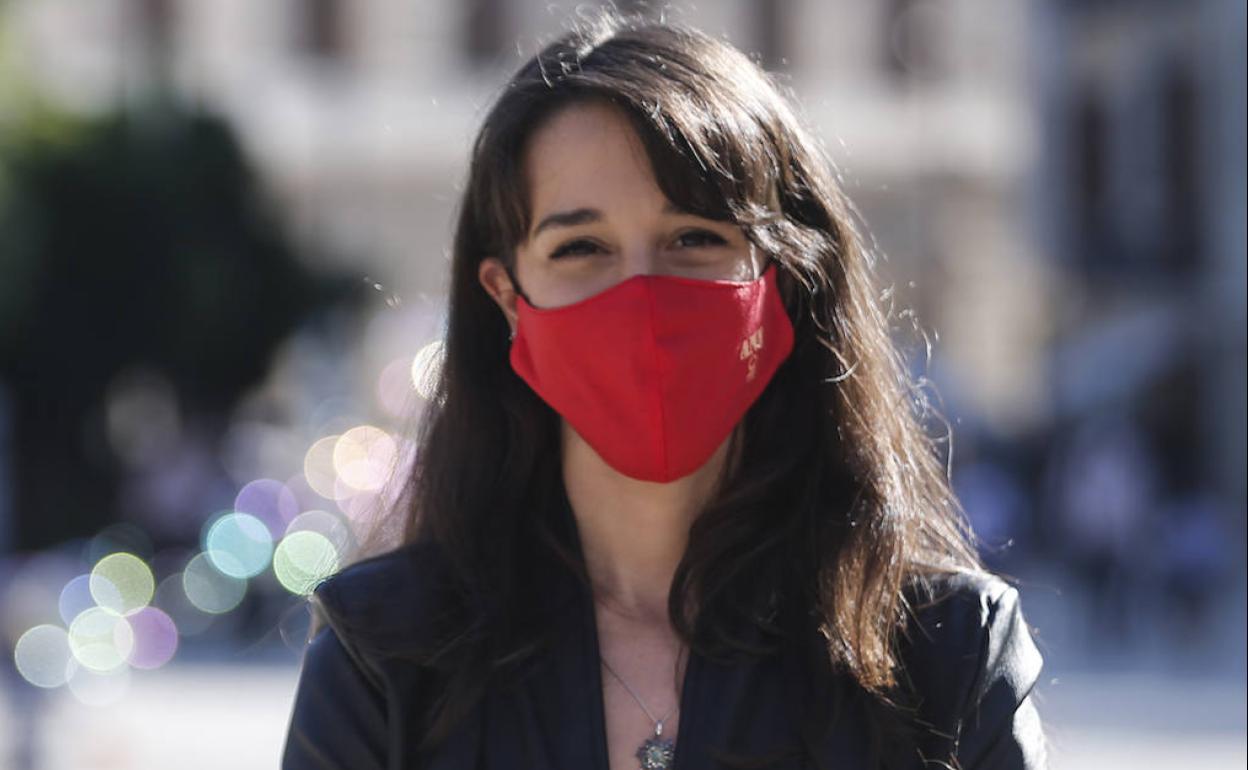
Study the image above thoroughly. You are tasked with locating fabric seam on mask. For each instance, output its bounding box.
[643,280,670,479]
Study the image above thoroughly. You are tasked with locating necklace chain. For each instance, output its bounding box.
[600,655,679,735]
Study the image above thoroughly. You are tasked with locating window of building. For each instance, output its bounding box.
[137,0,175,52]
[1072,84,1111,273]
[1158,57,1199,274]
[463,0,509,69]
[752,0,789,72]
[302,0,348,62]
[882,0,942,83]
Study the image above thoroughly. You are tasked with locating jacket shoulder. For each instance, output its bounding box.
[308,540,455,660]
[894,569,1048,768]
[284,542,455,769]
[283,621,389,769]
[899,569,1027,677]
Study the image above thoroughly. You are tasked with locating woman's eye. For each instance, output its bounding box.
[548,231,725,259]
[549,239,601,259]
[674,230,727,249]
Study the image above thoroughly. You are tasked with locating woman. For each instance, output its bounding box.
[283,12,1047,770]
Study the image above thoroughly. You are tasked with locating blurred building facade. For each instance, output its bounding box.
[1031,0,1246,535]
[4,0,1044,420]
[3,0,1244,574]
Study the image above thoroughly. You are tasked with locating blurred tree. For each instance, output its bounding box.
[0,100,366,552]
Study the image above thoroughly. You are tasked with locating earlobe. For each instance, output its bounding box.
[478,257,520,335]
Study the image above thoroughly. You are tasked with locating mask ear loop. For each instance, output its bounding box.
[761,254,776,278]
[502,262,532,341]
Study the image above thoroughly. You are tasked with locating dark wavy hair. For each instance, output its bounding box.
[343,9,986,762]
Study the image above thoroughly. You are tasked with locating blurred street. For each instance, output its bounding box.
[2,563,1244,770]
[2,649,1245,769]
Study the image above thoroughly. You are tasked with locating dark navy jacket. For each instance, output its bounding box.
[281,511,1047,770]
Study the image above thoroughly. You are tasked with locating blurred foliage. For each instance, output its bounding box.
[0,90,366,550]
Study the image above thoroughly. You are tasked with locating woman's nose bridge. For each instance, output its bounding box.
[619,239,663,279]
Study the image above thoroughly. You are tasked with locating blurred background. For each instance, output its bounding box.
[0,0,1243,767]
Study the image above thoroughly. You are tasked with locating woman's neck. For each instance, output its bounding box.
[561,419,737,625]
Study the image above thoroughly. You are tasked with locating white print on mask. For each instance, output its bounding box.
[739,327,765,382]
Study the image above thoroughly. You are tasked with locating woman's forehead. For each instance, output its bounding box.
[522,102,669,230]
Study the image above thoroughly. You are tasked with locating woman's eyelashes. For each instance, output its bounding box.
[674,229,728,249]
[548,229,728,259]
[548,238,602,259]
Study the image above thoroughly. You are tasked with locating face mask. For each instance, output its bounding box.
[509,262,795,482]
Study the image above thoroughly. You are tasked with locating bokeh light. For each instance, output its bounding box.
[333,425,397,492]
[377,356,418,417]
[152,572,214,637]
[303,435,341,500]
[332,473,381,519]
[14,624,73,688]
[273,531,339,595]
[124,606,179,670]
[410,339,444,401]
[204,511,274,579]
[182,553,247,614]
[285,509,354,557]
[67,607,134,673]
[57,574,95,627]
[234,478,301,539]
[65,660,131,707]
[284,472,323,513]
[89,552,155,615]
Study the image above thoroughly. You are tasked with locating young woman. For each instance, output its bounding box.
[283,13,1047,770]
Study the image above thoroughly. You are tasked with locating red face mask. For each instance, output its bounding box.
[509,262,795,482]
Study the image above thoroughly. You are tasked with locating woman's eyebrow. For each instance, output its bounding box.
[530,202,686,239]
[531,208,601,239]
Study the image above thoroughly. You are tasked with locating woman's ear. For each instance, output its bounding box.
[478,257,520,336]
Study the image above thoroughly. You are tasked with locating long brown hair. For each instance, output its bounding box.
[345,9,985,760]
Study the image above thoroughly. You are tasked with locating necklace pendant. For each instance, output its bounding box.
[635,734,675,770]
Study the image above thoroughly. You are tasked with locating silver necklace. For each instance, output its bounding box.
[600,655,679,770]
